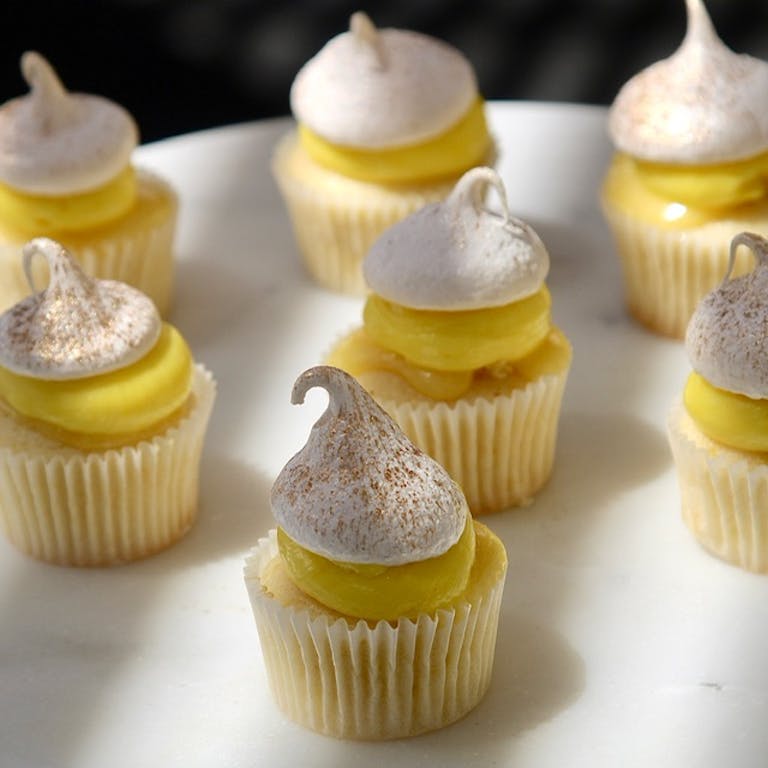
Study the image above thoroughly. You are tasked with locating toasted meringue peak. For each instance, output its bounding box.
[0,238,161,380]
[686,232,768,398]
[608,0,768,164]
[363,167,549,310]
[290,12,477,148]
[0,51,138,194]
[271,366,468,565]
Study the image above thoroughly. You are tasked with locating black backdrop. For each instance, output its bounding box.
[2,0,767,142]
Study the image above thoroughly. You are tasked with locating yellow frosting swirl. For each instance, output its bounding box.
[363,286,551,372]
[602,152,768,229]
[0,323,193,438]
[684,372,768,452]
[298,98,491,184]
[277,515,476,621]
[0,165,137,232]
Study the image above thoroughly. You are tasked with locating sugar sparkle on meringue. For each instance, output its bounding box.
[0,238,161,380]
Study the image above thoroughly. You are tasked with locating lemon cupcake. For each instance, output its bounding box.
[326,167,572,514]
[0,52,177,315]
[273,11,493,295]
[668,232,768,571]
[601,0,768,338]
[0,238,215,566]
[244,365,507,739]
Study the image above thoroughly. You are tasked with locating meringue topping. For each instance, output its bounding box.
[686,232,768,398]
[608,0,768,164]
[271,366,468,565]
[0,238,161,380]
[0,51,138,194]
[363,167,550,310]
[290,12,478,149]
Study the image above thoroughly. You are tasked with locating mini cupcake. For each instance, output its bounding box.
[669,232,768,571]
[272,11,493,295]
[244,365,507,739]
[0,52,177,315]
[0,238,215,566]
[326,167,572,514]
[601,0,768,338]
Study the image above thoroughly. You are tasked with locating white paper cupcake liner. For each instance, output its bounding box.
[0,365,215,567]
[377,368,569,514]
[244,527,505,740]
[668,400,768,572]
[0,168,177,316]
[272,131,472,295]
[602,203,762,339]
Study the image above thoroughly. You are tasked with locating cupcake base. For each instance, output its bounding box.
[0,168,178,316]
[327,329,571,515]
[244,521,507,740]
[272,131,488,295]
[668,400,768,572]
[0,365,216,567]
[601,194,767,339]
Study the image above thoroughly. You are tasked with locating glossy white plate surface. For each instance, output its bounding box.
[3,102,767,768]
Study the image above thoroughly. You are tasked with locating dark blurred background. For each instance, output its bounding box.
[2,0,767,143]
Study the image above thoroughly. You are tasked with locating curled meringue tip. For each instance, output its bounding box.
[22,236,82,293]
[686,231,768,398]
[725,231,768,281]
[291,365,350,417]
[446,166,510,220]
[272,365,468,565]
[0,238,161,380]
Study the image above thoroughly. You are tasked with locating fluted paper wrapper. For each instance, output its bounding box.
[0,168,177,316]
[272,131,462,295]
[668,400,768,572]
[378,369,568,514]
[0,366,215,567]
[602,203,761,339]
[244,530,505,740]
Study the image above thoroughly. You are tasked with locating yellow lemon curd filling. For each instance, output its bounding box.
[298,98,491,185]
[327,285,570,401]
[684,372,768,453]
[602,151,768,229]
[277,515,476,621]
[0,323,193,449]
[0,165,138,233]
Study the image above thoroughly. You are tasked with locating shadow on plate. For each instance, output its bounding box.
[272,614,584,768]
[140,452,274,571]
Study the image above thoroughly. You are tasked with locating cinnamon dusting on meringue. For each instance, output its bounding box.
[0,238,160,380]
[608,0,768,164]
[363,167,549,310]
[290,12,477,149]
[0,51,138,194]
[686,232,768,398]
[271,366,468,565]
